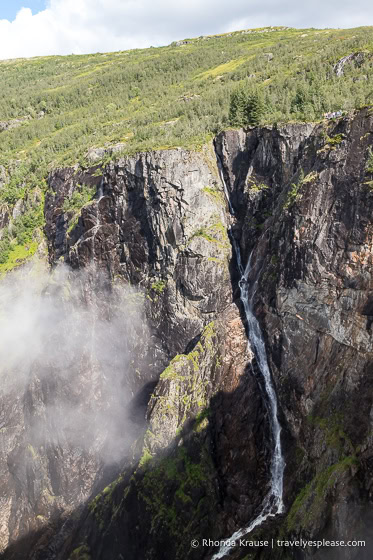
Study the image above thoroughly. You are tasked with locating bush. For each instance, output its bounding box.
[62,185,96,213]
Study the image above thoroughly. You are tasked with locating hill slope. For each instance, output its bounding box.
[1,26,373,274]
[1,25,373,169]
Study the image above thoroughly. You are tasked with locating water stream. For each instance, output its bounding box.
[212,152,285,559]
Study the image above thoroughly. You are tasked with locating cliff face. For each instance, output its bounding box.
[1,109,373,560]
[216,108,373,557]
[45,148,232,369]
[1,147,238,559]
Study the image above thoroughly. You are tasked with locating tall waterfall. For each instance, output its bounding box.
[212,152,285,559]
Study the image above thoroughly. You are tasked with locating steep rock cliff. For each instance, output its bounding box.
[215,107,373,558]
[1,109,373,560]
[1,147,238,558]
[45,148,232,369]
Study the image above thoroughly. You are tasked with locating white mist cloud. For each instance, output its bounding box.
[0,262,147,464]
[0,0,372,60]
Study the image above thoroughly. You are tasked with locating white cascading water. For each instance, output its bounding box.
[90,179,105,254]
[97,177,104,201]
[212,153,285,559]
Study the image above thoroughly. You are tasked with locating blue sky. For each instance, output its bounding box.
[0,0,45,21]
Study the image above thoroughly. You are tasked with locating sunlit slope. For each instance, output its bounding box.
[0,26,373,172]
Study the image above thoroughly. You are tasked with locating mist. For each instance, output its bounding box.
[0,261,148,466]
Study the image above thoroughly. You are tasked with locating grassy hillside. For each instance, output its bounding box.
[0,25,373,271]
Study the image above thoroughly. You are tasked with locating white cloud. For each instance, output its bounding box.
[0,262,147,463]
[0,0,372,60]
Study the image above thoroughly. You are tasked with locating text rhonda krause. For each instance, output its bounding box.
[202,539,366,549]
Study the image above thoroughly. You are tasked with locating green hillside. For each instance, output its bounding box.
[0,25,373,272]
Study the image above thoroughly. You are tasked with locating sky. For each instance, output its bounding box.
[0,0,46,21]
[0,0,372,60]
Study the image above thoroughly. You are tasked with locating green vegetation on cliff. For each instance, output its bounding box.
[285,456,359,532]
[85,319,221,558]
[1,25,373,272]
[0,193,44,273]
[1,25,373,176]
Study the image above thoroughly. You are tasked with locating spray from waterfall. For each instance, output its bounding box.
[212,149,285,559]
[0,262,147,465]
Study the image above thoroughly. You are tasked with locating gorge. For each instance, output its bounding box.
[212,151,285,560]
[0,107,373,560]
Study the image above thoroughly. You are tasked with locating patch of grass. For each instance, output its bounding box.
[193,407,211,433]
[283,169,304,209]
[190,221,230,249]
[302,171,318,184]
[138,447,153,468]
[139,443,216,540]
[151,279,167,294]
[63,185,96,213]
[69,544,91,560]
[286,456,359,531]
[248,179,270,192]
[308,413,355,454]
[363,180,373,190]
[325,133,345,147]
[0,241,38,274]
[283,182,300,209]
[195,56,251,79]
[202,185,225,204]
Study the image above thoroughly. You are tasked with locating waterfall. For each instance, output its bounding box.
[91,179,105,255]
[212,149,285,560]
[97,178,104,201]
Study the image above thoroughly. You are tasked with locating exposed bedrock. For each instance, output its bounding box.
[1,109,373,559]
[215,107,373,558]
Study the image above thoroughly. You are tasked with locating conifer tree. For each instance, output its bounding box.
[229,89,263,127]
[245,92,264,126]
[292,85,307,112]
[228,88,248,127]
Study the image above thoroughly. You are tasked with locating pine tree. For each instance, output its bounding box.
[229,89,263,127]
[228,88,248,127]
[245,92,264,126]
[292,85,307,112]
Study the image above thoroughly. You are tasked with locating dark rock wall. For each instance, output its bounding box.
[1,109,373,559]
[1,146,236,558]
[46,148,232,366]
[216,108,373,558]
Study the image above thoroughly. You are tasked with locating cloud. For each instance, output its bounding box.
[0,0,372,60]
[0,262,148,464]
